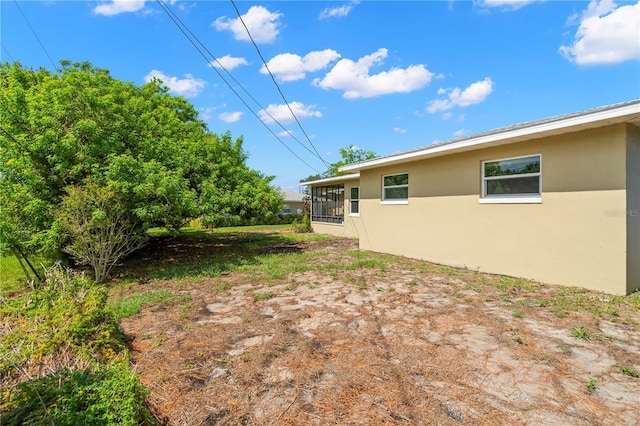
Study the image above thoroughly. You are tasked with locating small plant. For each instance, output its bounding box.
[512,311,525,319]
[620,366,640,378]
[285,282,299,291]
[586,376,597,390]
[552,308,568,319]
[292,214,312,233]
[253,291,275,301]
[513,336,525,344]
[356,282,367,291]
[570,326,592,341]
[407,279,418,287]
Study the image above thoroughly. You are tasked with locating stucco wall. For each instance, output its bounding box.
[282,201,305,215]
[357,124,630,294]
[627,124,640,294]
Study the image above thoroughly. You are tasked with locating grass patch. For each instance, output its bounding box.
[569,326,592,341]
[0,255,51,294]
[253,291,275,301]
[620,366,640,378]
[108,290,174,321]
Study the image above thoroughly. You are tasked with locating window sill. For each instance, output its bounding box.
[479,196,542,204]
[348,213,360,217]
[381,200,409,205]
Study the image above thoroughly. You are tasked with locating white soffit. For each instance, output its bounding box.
[300,173,360,186]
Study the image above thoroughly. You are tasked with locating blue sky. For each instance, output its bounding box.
[2,0,639,191]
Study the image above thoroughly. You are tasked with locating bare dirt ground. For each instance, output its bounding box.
[115,237,640,426]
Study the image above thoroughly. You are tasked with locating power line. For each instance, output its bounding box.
[1,43,15,63]
[229,0,329,169]
[13,1,58,71]
[157,3,322,165]
[155,0,322,174]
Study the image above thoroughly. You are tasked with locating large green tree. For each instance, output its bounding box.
[0,61,282,279]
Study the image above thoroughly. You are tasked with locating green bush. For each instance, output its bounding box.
[0,265,125,371]
[0,361,154,426]
[292,214,312,233]
[0,265,154,424]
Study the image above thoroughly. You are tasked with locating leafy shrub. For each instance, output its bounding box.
[0,265,125,372]
[0,265,153,424]
[0,361,154,426]
[57,181,148,283]
[292,214,312,233]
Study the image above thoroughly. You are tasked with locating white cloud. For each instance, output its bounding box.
[93,0,146,16]
[199,107,214,121]
[219,111,243,123]
[453,129,467,137]
[261,49,341,82]
[259,101,322,124]
[427,78,494,113]
[313,48,435,99]
[319,1,359,19]
[474,0,540,10]
[209,55,249,71]
[393,127,407,134]
[560,0,640,65]
[213,6,282,44]
[278,129,295,137]
[144,70,206,97]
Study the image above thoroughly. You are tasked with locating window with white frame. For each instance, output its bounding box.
[382,173,408,201]
[349,186,360,215]
[481,154,541,201]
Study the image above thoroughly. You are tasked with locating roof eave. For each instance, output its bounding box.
[340,100,640,173]
[300,173,360,186]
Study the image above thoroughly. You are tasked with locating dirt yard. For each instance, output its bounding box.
[115,237,640,425]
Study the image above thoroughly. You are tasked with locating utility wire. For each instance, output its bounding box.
[155,0,322,174]
[1,43,15,63]
[13,1,58,71]
[156,2,320,164]
[229,0,329,168]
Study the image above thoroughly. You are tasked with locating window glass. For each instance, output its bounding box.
[486,177,540,195]
[484,156,540,177]
[482,155,541,198]
[350,187,359,199]
[384,187,409,200]
[383,173,409,201]
[350,186,360,214]
[384,174,408,186]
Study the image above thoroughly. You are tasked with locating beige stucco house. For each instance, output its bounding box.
[302,100,640,295]
[280,191,306,216]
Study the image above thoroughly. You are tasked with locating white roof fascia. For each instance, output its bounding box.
[341,100,640,173]
[300,173,360,186]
